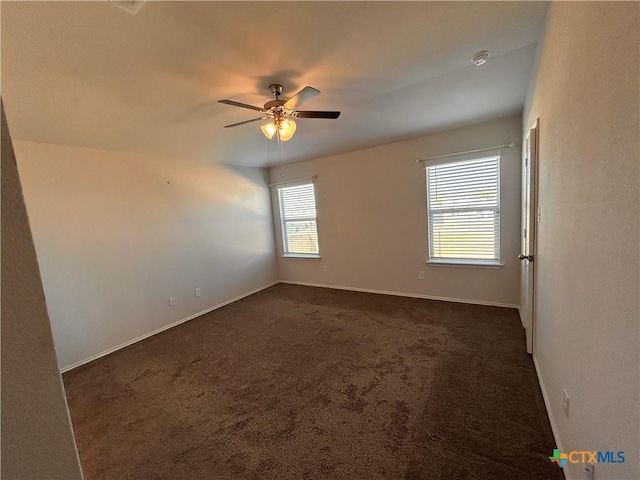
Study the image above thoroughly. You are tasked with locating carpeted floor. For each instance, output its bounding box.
[63,284,564,480]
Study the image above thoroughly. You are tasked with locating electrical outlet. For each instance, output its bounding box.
[323,265,328,273]
[585,462,595,480]
[418,271,425,280]
[194,288,201,298]
[169,297,176,307]
[562,389,570,417]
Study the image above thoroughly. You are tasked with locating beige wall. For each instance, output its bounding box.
[1,106,83,478]
[525,2,639,479]
[14,141,277,370]
[269,115,522,307]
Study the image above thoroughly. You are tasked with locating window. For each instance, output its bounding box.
[277,183,319,257]
[426,155,500,265]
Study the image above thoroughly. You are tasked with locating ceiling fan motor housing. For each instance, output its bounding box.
[264,99,287,110]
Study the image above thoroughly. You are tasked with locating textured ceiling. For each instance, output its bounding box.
[1,1,548,167]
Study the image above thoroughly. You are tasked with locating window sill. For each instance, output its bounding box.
[282,254,321,260]
[425,260,503,269]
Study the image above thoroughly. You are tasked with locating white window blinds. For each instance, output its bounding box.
[426,156,500,263]
[278,183,319,256]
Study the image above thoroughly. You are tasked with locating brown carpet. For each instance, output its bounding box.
[63,284,563,480]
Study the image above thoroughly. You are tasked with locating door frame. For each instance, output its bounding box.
[521,118,539,355]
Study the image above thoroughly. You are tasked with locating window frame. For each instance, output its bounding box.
[425,153,502,268]
[277,182,321,259]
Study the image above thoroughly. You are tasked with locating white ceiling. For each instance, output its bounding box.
[2,1,548,167]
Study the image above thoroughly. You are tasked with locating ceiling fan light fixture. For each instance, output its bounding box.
[261,122,277,139]
[262,118,297,141]
[278,119,297,141]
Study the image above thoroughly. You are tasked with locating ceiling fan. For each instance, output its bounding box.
[218,84,340,141]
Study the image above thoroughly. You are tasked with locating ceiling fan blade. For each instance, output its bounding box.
[283,86,320,110]
[223,117,266,128]
[295,111,341,119]
[218,99,264,112]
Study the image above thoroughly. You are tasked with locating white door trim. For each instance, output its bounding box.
[521,118,539,355]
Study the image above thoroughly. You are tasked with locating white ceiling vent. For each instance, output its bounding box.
[109,0,146,15]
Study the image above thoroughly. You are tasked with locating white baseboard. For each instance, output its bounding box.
[60,282,279,373]
[533,356,568,480]
[279,280,519,309]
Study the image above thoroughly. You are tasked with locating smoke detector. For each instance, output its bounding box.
[109,0,146,15]
[471,50,490,66]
